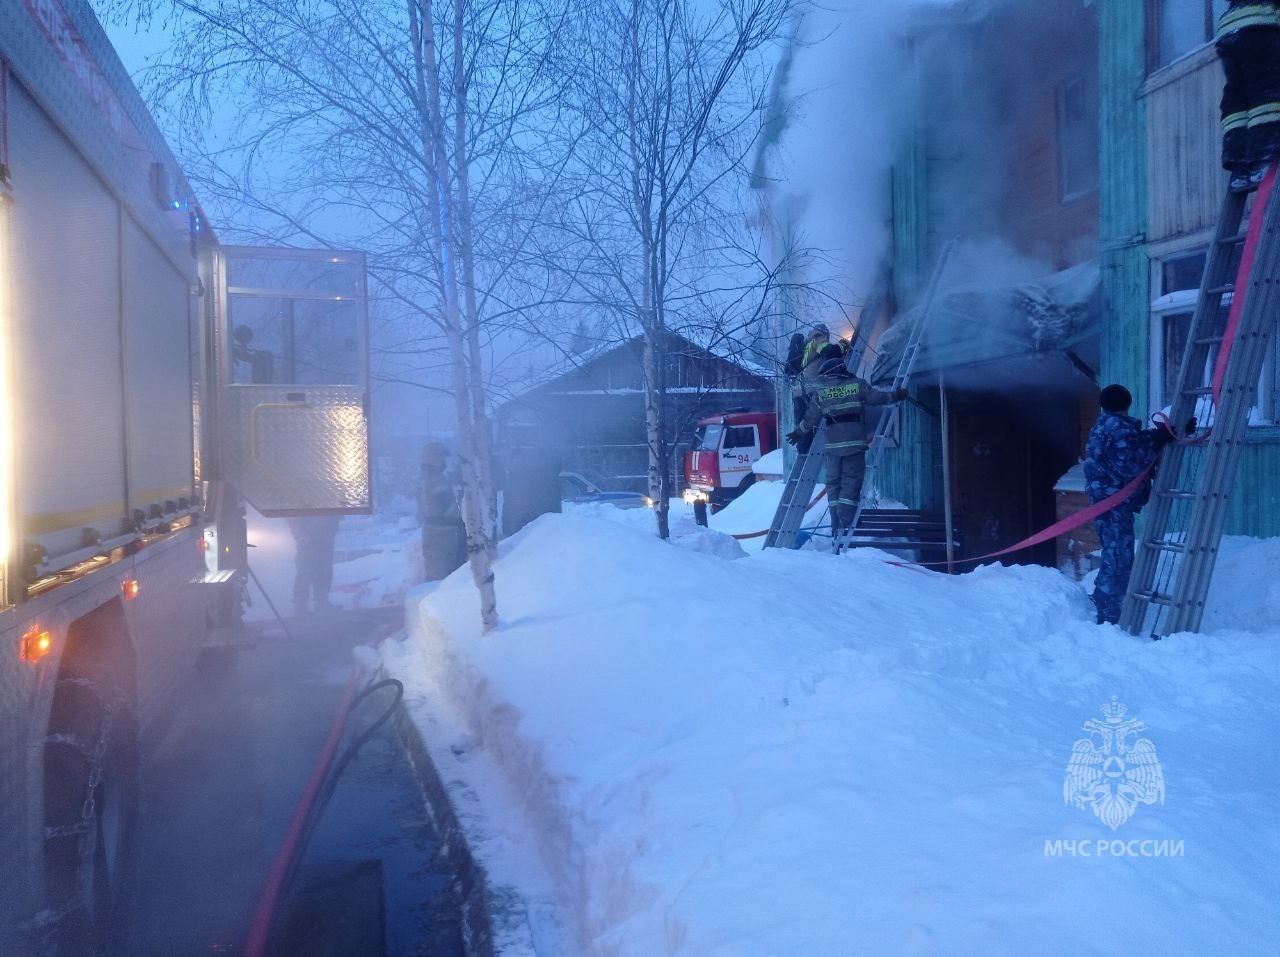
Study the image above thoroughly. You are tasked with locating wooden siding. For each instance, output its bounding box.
[1143,46,1223,243]
[876,397,940,512]
[498,336,774,493]
[1227,431,1280,536]
[1098,0,1151,414]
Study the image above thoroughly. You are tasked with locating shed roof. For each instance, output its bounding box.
[513,332,772,401]
[870,260,1101,388]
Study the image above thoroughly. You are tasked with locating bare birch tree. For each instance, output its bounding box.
[103,0,578,631]
[558,0,795,538]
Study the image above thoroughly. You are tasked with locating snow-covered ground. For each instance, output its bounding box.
[384,511,1280,954]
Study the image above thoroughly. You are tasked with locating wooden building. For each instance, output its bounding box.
[873,0,1102,565]
[496,334,775,494]
[1098,0,1280,537]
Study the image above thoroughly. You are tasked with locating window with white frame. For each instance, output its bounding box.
[1150,249,1278,423]
[1151,1,1230,71]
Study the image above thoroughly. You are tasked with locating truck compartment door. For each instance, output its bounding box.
[214,247,371,515]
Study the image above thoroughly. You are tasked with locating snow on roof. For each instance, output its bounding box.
[871,260,1101,384]
[509,332,773,404]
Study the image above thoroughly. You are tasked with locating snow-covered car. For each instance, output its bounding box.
[559,472,652,509]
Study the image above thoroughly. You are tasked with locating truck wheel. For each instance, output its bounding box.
[43,677,139,955]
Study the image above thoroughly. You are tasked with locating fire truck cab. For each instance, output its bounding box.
[682,410,778,509]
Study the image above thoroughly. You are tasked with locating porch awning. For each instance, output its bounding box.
[869,260,1101,388]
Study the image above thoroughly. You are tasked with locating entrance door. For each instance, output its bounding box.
[949,394,1075,566]
[214,247,371,515]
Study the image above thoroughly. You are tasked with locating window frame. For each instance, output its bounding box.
[1056,76,1100,203]
[1147,0,1228,74]
[1149,247,1277,423]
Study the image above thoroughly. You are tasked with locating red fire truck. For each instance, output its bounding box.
[0,3,371,950]
[682,410,778,509]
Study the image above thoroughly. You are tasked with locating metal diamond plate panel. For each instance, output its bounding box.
[220,387,370,514]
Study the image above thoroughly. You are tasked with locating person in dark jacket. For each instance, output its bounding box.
[288,515,342,615]
[418,443,467,580]
[1082,385,1181,625]
[786,345,908,537]
[1217,1,1280,192]
[800,322,831,370]
[784,332,808,436]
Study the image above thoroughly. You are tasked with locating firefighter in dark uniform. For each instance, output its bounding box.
[418,443,467,580]
[1217,1,1280,192]
[800,322,830,369]
[288,515,341,615]
[1082,385,1190,625]
[786,344,908,537]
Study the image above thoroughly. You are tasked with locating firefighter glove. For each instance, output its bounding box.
[894,387,910,401]
[786,428,807,447]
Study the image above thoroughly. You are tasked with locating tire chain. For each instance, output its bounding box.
[35,675,126,946]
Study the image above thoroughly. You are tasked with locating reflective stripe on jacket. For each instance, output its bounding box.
[1218,2,1280,40]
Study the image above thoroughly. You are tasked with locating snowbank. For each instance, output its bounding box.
[390,518,1280,953]
[752,448,784,477]
[707,477,906,553]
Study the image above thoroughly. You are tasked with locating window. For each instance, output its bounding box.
[1057,78,1099,201]
[723,426,758,450]
[1150,249,1276,422]
[225,251,365,386]
[693,423,723,452]
[229,297,360,385]
[1152,1,1229,70]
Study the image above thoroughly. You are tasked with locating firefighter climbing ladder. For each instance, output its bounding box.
[1120,171,1280,637]
[764,242,954,550]
[832,242,955,554]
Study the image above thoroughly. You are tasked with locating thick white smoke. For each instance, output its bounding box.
[773,1,962,303]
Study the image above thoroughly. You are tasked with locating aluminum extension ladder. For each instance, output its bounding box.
[1120,174,1280,637]
[762,426,827,549]
[832,242,955,554]
[764,242,954,551]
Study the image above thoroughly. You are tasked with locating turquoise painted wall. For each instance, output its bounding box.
[1097,0,1150,414]
[1229,431,1280,536]
[1097,0,1280,538]
[880,102,942,511]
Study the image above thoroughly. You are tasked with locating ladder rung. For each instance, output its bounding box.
[1158,489,1198,499]
[1194,335,1223,346]
[1205,283,1234,296]
[1145,540,1185,554]
[1182,386,1214,396]
[1134,590,1176,607]
[1218,229,1247,245]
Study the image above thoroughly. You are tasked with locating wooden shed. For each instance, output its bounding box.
[496,333,775,495]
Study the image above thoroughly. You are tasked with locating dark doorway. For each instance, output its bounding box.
[948,386,1082,566]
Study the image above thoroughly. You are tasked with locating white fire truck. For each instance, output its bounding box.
[0,2,371,951]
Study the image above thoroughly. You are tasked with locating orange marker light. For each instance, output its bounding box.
[20,626,52,662]
[121,578,140,601]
